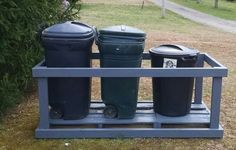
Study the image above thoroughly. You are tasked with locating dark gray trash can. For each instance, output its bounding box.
[96,25,146,119]
[41,21,95,120]
[149,44,199,116]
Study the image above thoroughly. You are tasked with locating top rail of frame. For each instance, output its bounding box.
[32,53,227,78]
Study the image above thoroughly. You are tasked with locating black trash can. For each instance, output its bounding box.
[149,44,199,116]
[96,25,146,119]
[41,21,95,120]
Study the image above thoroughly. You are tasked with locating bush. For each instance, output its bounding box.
[0,0,81,117]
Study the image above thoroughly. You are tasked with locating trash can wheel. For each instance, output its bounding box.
[103,105,118,119]
[49,108,63,119]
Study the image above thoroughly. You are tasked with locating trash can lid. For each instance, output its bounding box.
[149,44,199,57]
[99,25,146,37]
[42,21,94,38]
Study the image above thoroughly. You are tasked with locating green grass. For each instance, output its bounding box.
[170,0,236,20]
[79,3,199,32]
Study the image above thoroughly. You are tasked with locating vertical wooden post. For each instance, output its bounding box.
[38,78,50,129]
[210,77,222,128]
[161,0,166,18]
[194,54,204,104]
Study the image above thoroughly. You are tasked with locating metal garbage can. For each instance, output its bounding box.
[96,25,146,119]
[149,44,199,116]
[41,21,95,120]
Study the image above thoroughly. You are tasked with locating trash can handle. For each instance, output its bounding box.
[92,26,99,45]
[181,56,197,63]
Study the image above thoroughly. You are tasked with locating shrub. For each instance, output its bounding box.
[0,0,81,117]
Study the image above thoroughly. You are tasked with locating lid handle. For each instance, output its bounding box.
[71,21,93,29]
[160,44,189,51]
[160,44,199,56]
[121,25,126,31]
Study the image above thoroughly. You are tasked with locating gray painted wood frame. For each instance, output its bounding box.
[32,53,227,138]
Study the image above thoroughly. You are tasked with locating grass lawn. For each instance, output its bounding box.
[170,0,236,20]
[0,0,236,149]
[79,2,198,32]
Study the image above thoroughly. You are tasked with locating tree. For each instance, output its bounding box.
[161,0,166,18]
[214,0,219,8]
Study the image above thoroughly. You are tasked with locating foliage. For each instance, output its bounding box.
[0,0,81,116]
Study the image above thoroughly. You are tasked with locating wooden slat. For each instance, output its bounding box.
[49,113,210,125]
[89,109,209,114]
[90,102,153,110]
[35,126,223,138]
[50,113,157,125]
[50,102,210,126]
[156,113,210,124]
[90,101,207,110]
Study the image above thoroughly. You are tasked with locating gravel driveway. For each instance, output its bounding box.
[151,0,236,34]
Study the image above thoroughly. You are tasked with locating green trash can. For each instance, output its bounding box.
[96,25,146,119]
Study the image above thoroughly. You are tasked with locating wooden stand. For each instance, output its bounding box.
[32,53,227,138]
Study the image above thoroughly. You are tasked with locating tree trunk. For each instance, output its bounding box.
[141,0,144,9]
[214,0,219,8]
[161,0,166,18]
[196,0,201,4]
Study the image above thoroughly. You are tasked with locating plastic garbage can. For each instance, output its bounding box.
[41,21,94,120]
[96,25,146,119]
[149,44,199,116]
